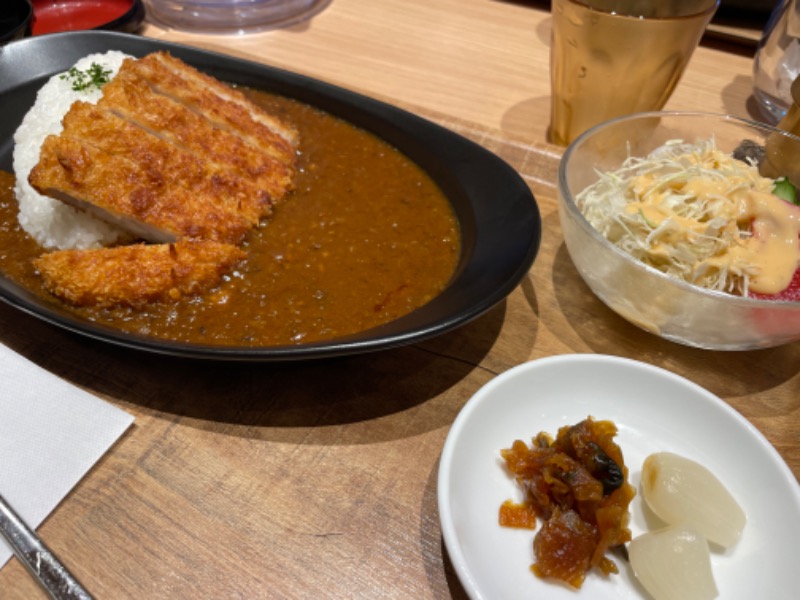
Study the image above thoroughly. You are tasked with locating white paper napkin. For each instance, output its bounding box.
[0,343,134,568]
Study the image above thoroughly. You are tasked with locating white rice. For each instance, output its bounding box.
[12,51,133,250]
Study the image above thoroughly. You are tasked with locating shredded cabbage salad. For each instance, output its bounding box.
[576,138,782,297]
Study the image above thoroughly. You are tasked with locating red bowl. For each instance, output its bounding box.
[31,0,145,35]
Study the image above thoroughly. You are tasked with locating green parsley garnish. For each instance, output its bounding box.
[60,63,113,92]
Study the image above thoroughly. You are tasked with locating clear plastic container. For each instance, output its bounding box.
[144,0,331,34]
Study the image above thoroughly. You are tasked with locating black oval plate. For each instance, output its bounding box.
[0,31,541,361]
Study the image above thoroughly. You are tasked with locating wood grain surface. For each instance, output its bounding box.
[1,0,797,598]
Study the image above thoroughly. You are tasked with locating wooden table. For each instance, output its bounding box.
[1,0,797,597]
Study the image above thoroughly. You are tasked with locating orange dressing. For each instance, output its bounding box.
[740,189,800,294]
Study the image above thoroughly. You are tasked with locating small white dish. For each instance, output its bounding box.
[437,354,800,600]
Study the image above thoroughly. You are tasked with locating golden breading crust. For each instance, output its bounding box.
[99,68,295,212]
[30,135,252,244]
[34,240,247,308]
[135,52,299,155]
[61,101,269,225]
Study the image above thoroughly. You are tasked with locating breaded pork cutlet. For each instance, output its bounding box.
[30,135,252,244]
[98,67,295,214]
[29,51,298,243]
[34,240,246,308]
[58,101,268,226]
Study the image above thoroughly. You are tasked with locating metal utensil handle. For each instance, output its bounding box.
[0,493,93,600]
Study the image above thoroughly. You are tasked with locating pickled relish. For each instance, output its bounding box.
[499,417,636,589]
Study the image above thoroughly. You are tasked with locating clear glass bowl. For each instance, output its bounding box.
[557,111,800,350]
[144,0,331,34]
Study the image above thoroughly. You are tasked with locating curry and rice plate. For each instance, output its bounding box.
[0,51,461,346]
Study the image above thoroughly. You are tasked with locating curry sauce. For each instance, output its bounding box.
[0,91,461,346]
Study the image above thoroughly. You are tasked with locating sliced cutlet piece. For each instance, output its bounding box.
[127,52,298,167]
[61,101,267,226]
[34,239,247,308]
[29,135,252,244]
[147,51,299,148]
[99,68,295,214]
